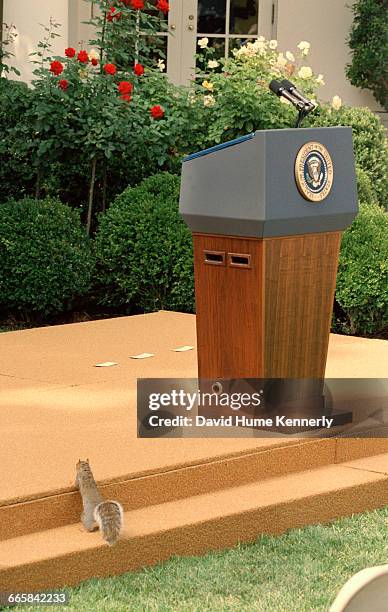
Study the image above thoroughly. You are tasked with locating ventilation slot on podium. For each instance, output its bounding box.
[204,250,226,266]
[228,253,251,269]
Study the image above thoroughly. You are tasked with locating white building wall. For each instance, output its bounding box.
[3,0,69,83]
[276,0,384,117]
[68,0,95,49]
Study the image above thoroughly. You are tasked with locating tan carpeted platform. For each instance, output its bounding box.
[1,456,388,592]
[0,311,388,590]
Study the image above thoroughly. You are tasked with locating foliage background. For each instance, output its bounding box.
[0,17,387,336]
[0,197,94,318]
[95,173,194,314]
[335,203,388,336]
[346,0,388,111]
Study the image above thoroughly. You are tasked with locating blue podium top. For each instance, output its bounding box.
[183,133,255,162]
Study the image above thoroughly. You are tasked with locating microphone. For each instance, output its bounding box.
[280,79,315,110]
[269,80,306,111]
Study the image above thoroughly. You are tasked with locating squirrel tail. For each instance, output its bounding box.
[94,500,124,546]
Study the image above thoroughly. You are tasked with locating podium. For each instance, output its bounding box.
[180,127,358,382]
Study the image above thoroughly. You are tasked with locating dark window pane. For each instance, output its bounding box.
[198,0,227,34]
[230,0,258,35]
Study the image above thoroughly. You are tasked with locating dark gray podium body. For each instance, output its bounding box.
[180,127,358,380]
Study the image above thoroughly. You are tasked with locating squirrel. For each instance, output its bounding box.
[75,459,124,546]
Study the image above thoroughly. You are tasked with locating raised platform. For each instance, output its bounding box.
[0,311,387,590]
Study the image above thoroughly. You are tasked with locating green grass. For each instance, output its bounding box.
[8,506,388,612]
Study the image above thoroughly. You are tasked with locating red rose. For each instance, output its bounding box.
[65,47,76,58]
[77,50,89,63]
[118,81,133,94]
[133,63,145,76]
[59,79,69,90]
[50,60,64,76]
[91,58,99,66]
[108,7,122,21]
[130,0,144,9]
[150,105,165,119]
[104,63,117,75]
[156,0,170,15]
[156,0,169,14]
[121,94,132,103]
[120,0,131,5]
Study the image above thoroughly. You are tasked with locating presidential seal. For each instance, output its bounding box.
[295,141,333,202]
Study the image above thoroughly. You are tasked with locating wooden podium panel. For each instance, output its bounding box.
[193,234,264,380]
[194,231,342,380]
[264,231,342,378]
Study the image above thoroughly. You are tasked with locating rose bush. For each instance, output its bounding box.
[184,36,387,208]
[87,0,168,71]
[0,4,187,231]
[186,36,321,146]
[0,24,386,223]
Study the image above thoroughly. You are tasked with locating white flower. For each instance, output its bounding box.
[208,60,219,69]
[198,37,209,49]
[316,73,325,85]
[257,36,266,42]
[297,41,310,56]
[285,51,295,62]
[298,66,313,79]
[234,42,256,58]
[203,94,215,107]
[157,58,166,72]
[247,42,258,56]
[188,91,196,106]
[332,95,342,110]
[269,39,278,50]
[276,52,287,68]
[89,48,99,60]
[252,39,266,54]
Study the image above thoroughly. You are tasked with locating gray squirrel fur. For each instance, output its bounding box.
[75,459,123,546]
